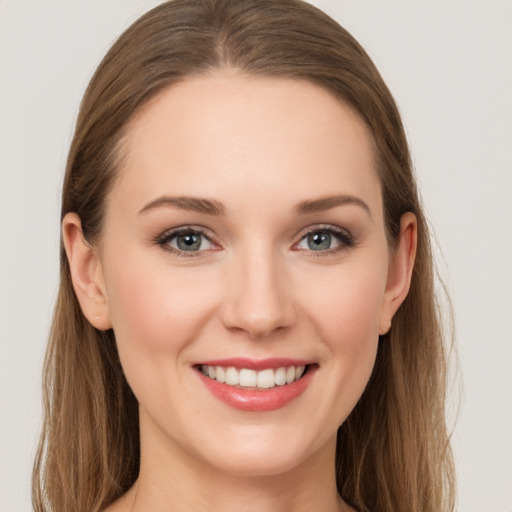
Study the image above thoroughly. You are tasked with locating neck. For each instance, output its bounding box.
[122,419,349,512]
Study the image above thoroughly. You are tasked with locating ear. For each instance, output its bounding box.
[378,212,417,335]
[62,213,112,330]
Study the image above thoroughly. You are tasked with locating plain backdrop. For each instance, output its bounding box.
[0,1,511,511]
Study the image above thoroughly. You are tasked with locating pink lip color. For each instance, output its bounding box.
[195,359,317,412]
[196,357,315,371]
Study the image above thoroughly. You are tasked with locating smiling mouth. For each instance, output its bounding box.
[198,364,310,390]
[195,359,317,411]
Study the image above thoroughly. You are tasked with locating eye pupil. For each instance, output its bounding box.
[177,233,201,251]
[308,232,331,250]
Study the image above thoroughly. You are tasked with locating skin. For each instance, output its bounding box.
[63,72,416,512]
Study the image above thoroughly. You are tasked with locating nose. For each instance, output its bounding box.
[221,246,296,339]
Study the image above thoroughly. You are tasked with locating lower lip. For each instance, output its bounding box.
[197,366,317,412]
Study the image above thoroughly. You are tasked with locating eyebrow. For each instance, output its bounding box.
[138,196,226,216]
[138,193,371,218]
[293,194,372,218]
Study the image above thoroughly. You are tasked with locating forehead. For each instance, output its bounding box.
[112,72,381,216]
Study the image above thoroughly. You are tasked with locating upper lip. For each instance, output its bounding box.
[195,357,315,371]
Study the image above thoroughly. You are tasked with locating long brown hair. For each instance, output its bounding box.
[33,1,456,511]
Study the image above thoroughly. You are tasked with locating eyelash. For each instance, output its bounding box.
[154,225,355,258]
[294,225,355,257]
[155,226,216,258]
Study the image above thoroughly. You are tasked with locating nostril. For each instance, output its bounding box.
[220,264,296,338]
[221,303,296,340]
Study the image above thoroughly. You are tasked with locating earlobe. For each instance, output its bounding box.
[378,212,417,335]
[62,213,112,330]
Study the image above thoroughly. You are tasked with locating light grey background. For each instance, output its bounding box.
[1,1,511,511]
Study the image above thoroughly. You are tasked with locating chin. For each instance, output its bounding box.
[205,448,308,478]
[192,424,329,478]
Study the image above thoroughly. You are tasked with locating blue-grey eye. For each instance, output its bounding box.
[297,230,343,251]
[169,231,211,252]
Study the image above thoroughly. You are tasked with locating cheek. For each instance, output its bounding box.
[102,255,224,421]
[104,254,220,360]
[283,260,387,433]
[300,261,386,405]
[302,261,387,348]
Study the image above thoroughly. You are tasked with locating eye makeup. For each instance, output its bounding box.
[152,222,356,260]
[154,226,219,258]
[293,224,356,257]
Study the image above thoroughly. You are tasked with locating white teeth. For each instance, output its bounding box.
[225,367,239,386]
[275,367,287,386]
[200,364,308,389]
[239,369,257,387]
[216,366,225,383]
[257,369,275,389]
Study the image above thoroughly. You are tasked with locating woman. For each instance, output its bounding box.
[32,0,456,511]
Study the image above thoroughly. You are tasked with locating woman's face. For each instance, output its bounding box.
[92,73,407,477]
